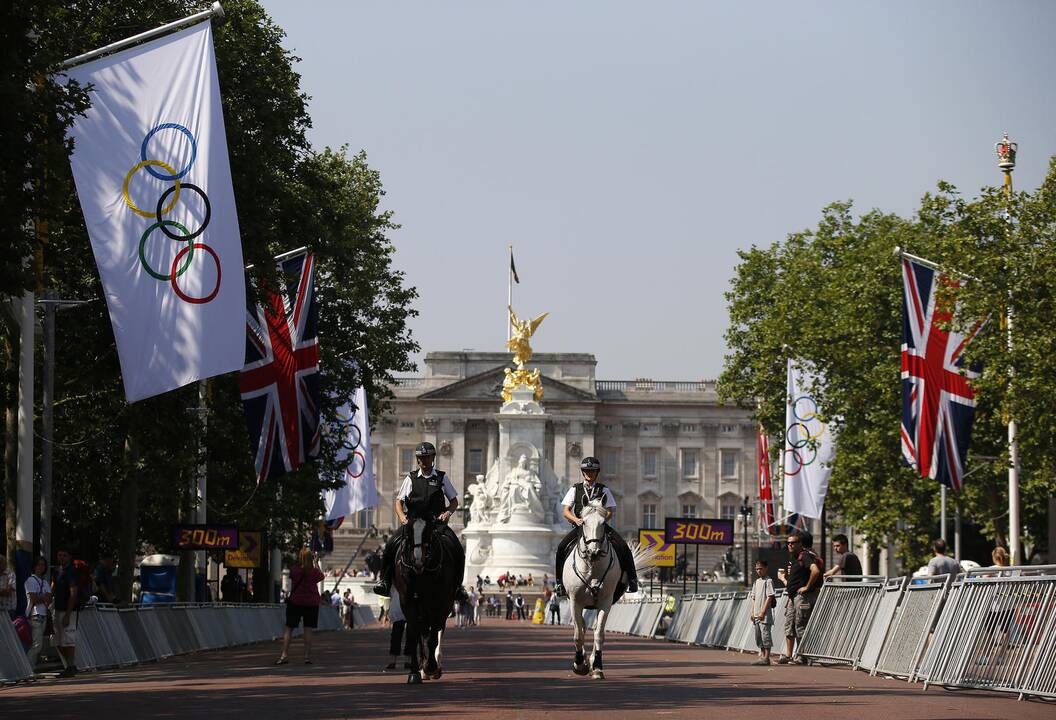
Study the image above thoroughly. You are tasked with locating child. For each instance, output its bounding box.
[748,559,776,665]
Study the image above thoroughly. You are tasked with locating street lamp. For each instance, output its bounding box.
[995,132,1021,566]
[739,496,753,588]
[462,489,472,526]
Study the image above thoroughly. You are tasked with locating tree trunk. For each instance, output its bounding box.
[116,432,140,605]
[3,304,19,566]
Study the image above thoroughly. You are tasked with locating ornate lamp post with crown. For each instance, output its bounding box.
[995,132,1021,565]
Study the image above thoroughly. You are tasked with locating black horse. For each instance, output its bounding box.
[393,517,459,684]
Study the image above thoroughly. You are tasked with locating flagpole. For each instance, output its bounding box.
[996,133,1021,565]
[61,3,224,69]
[507,244,513,342]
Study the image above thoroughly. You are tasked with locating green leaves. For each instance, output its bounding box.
[720,163,1056,566]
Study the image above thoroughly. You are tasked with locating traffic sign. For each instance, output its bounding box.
[638,528,676,567]
[664,517,734,545]
[225,531,262,568]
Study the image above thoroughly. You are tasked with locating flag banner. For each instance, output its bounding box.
[510,252,520,284]
[65,22,245,402]
[240,252,320,483]
[782,359,836,520]
[324,384,377,521]
[757,426,775,534]
[900,257,986,492]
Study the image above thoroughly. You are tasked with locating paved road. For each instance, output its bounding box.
[1,619,1049,719]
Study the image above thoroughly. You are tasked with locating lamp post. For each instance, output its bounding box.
[739,495,753,588]
[463,489,472,527]
[995,132,1021,565]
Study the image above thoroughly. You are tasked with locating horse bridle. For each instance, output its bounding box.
[400,519,445,575]
[573,516,614,596]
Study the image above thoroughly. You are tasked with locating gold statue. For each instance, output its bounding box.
[502,305,548,403]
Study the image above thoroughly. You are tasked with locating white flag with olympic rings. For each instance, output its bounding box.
[64,21,245,403]
[781,359,836,520]
[323,384,377,521]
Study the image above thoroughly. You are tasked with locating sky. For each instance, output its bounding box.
[260,1,1056,380]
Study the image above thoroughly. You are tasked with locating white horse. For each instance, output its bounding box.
[562,499,655,679]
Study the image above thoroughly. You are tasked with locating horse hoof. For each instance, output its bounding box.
[590,669,605,680]
[572,663,589,676]
[407,672,422,685]
[432,668,443,680]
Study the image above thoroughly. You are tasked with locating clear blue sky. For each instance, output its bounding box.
[260,1,1056,379]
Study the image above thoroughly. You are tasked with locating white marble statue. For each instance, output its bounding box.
[497,454,545,523]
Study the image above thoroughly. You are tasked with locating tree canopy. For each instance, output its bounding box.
[719,162,1056,567]
[1,0,417,597]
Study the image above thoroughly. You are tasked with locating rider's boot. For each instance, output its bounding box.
[372,567,391,597]
[626,571,639,594]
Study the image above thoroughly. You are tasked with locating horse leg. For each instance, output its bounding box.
[571,601,588,676]
[590,603,609,680]
[432,627,444,679]
[406,619,423,685]
[424,624,441,679]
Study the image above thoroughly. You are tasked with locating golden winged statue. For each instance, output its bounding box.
[503,305,548,403]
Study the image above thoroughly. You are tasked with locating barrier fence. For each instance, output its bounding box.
[1,602,361,683]
[587,565,1056,702]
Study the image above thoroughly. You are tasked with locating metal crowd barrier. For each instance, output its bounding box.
[855,577,906,672]
[0,615,35,683]
[599,598,665,637]
[799,575,889,665]
[919,566,1056,700]
[873,574,951,680]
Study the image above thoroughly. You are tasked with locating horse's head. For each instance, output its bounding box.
[580,500,608,561]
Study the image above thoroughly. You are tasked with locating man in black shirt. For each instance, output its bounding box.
[824,534,863,579]
[777,532,821,664]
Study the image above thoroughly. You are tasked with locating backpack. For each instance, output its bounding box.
[73,560,93,608]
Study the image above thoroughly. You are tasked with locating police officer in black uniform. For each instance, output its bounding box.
[373,442,465,597]
[553,456,638,597]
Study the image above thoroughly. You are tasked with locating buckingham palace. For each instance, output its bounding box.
[337,350,758,572]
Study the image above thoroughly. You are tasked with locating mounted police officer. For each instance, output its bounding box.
[553,456,638,597]
[373,442,465,598]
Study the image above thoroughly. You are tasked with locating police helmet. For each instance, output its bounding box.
[580,456,601,472]
[415,441,437,457]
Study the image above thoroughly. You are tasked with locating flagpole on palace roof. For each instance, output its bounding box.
[507,245,513,343]
[61,2,224,69]
[995,133,1022,565]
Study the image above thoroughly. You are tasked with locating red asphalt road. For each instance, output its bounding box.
[1,619,1049,719]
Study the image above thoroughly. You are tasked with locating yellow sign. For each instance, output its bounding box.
[639,529,676,568]
[225,531,262,569]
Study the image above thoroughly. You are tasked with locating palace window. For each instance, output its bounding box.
[681,449,699,479]
[399,420,416,430]
[399,447,414,475]
[642,449,658,478]
[602,450,620,477]
[681,503,697,518]
[468,448,484,475]
[721,450,738,479]
[642,503,658,529]
[355,506,375,529]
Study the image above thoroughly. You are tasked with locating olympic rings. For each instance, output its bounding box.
[140,123,197,180]
[346,450,366,479]
[341,423,362,452]
[155,183,211,239]
[169,243,221,304]
[138,220,194,281]
[792,395,818,422]
[125,124,221,304]
[123,160,181,218]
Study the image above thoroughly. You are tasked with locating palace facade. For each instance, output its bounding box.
[334,351,758,571]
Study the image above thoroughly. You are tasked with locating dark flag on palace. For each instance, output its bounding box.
[240,252,321,483]
[510,251,520,284]
[900,257,987,492]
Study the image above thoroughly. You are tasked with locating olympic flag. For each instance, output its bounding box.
[323,385,377,521]
[781,360,836,520]
[65,22,245,402]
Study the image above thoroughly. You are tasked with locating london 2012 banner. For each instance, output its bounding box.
[782,359,836,520]
[323,384,377,522]
[65,21,245,403]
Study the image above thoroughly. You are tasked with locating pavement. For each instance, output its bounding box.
[1,619,1051,719]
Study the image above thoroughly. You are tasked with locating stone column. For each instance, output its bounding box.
[487,420,499,471]
[580,419,596,462]
[421,417,439,449]
[552,420,569,483]
[450,419,467,530]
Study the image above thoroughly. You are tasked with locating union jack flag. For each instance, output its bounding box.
[757,427,776,534]
[240,252,321,483]
[901,257,986,492]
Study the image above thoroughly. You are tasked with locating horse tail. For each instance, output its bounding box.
[630,542,664,572]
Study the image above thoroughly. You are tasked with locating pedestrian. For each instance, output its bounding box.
[221,567,244,602]
[342,590,354,628]
[24,556,52,668]
[547,591,561,625]
[378,593,390,625]
[515,593,526,620]
[505,589,514,620]
[777,532,821,665]
[383,588,414,671]
[0,554,17,620]
[824,534,862,579]
[275,548,325,666]
[927,538,963,578]
[52,548,81,677]
[748,559,776,665]
[468,587,480,625]
[93,555,118,604]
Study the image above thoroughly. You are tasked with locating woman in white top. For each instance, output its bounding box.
[25,556,53,667]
